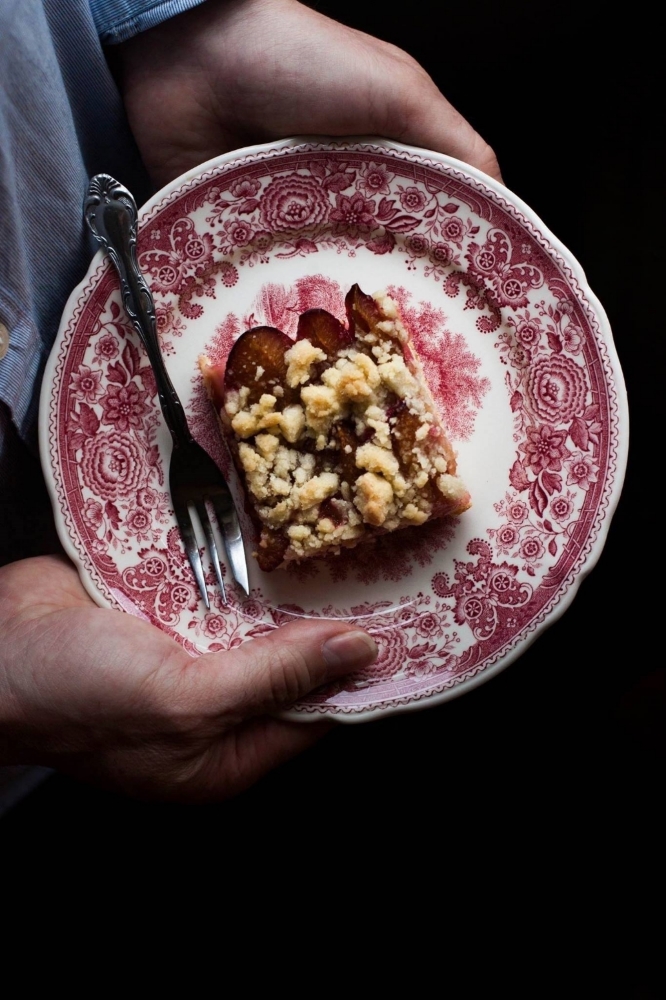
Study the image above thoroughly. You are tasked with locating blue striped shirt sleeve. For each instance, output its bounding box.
[89,0,209,44]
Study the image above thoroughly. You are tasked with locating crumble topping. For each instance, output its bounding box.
[201,284,470,569]
[284,339,327,387]
[230,394,305,443]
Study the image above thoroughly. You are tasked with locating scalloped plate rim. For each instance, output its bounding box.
[38,135,629,724]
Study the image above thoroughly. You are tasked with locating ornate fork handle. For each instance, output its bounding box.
[84,174,191,446]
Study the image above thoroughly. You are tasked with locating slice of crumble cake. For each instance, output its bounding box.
[200,284,470,571]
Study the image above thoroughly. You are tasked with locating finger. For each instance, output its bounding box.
[396,87,503,184]
[365,44,503,183]
[175,619,378,722]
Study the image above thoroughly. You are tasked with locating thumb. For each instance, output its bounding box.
[185,619,378,720]
[384,61,503,183]
[346,30,503,182]
[399,95,503,185]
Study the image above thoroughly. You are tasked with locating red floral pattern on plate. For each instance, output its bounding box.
[42,139,625,720]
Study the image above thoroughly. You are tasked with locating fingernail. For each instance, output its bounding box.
[322,630,378,671]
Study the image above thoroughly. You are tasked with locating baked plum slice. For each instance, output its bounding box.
[333,421,362,488]
[390,399,420,473]
[390,399,462,517]
[345,282,383,334]
[295,308,351,359]
[224,326,297,406]
[256,529,289,572]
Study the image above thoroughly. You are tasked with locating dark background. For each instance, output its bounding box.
[2,0,662,949]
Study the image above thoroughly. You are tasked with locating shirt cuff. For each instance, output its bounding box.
[89,0,210,45]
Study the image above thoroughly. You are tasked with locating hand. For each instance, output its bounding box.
[0,555,377,800]
[115,0,501,188]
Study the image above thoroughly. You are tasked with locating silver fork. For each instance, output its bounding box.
[84,174,248,607]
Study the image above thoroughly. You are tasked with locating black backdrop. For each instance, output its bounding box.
[3,0,663,942]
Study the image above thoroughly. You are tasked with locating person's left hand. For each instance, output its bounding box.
[115,0,501,188]
[0,555,377,800]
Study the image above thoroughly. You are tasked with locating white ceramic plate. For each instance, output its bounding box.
[40,138,628,721]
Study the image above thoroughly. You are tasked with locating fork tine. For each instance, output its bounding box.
[195,500,227,606]
[172,495,209,610]
[211,496,249,597]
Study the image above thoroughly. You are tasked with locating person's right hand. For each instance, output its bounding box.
[0,555,377,801]
[116,0,502,189]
